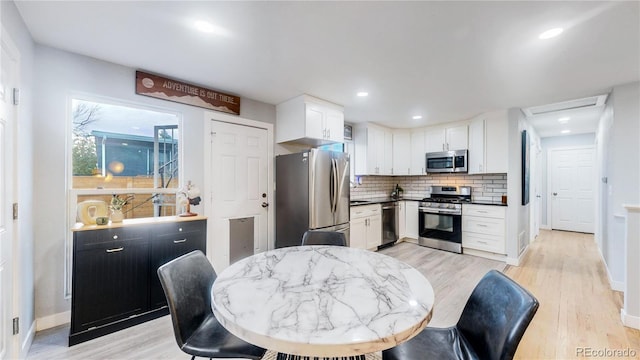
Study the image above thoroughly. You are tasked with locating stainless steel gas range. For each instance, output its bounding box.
[418,186,471,254]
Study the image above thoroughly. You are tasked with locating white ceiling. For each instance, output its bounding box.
[14,1,640,136]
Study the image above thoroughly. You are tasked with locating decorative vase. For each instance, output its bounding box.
[110,209,124,223]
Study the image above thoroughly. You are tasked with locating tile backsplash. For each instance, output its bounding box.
[351,173,507,202]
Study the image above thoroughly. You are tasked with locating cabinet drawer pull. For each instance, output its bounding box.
[178,228,183,232]
[112,235,118,240]
[477,224,488,227]
[477,211,488,213]
[106,247,124,253]
[173,239,187,244]
[478,240,488,245]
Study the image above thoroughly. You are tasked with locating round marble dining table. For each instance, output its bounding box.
[211,245,435,358]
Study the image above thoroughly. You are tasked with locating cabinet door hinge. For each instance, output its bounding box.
[12,88,19,105]
[12,203,18,220]
[12,317,19,335]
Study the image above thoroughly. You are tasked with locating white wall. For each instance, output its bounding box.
[32,45,276,322]
[1,0,36,356]
[506,108,539,263]
[539,133,596,226]
[596,81,640,287]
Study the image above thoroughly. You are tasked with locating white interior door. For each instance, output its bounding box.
[550,147,595,233]
[210,120,269,270]
[0,28,17,360]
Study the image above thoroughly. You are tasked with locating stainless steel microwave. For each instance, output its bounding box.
[425,149,468,173]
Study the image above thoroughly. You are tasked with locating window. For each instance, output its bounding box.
[66,97,182,298]
[69,98,182,220]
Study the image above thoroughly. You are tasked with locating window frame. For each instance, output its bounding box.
[65,93,184,298]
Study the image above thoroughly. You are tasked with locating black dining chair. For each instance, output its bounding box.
[383,270,539,360]
[301,230,347,246]
[157,250,267,360]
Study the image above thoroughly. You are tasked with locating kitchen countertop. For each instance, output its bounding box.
[350,197,422,206]
[350,197,507,206]
[469,200,508,207]
[71,215,207,231]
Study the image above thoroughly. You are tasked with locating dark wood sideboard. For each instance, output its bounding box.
[69,216,207,346]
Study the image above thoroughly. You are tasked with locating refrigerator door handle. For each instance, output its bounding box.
[336,157,348,214]
[328,158,335,214]
[331,159,339,214]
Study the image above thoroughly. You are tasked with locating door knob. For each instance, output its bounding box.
[552,192,558,196]
[261,202,269,208]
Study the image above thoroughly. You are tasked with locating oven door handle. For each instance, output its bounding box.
[419,208,460,215]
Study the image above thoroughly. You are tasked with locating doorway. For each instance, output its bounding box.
[0,26,19,360]
[204,112,274,271]
[549,146,595,233]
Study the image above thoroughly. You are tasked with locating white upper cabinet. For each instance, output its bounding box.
[276,94,344,146]
[468,116,485,174]
[447,125,469,151]
[392,130,411,175]
[425,125,468,152]
[354,123,393,175]
[467,110,508,174]
[353,113,507,176]
[383,131,393,175]
[410,130,426,175]
[484,111,508,173]
[325,109,345,143]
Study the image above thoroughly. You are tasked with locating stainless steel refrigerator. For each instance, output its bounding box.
[275,149,350,248]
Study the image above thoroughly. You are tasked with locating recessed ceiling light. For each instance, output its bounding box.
[561,130,571,134]
[558,117,570,123]
[412,115,423,120]
[357,92,369,97]
[539,28,564,40]
[194,20,216,33]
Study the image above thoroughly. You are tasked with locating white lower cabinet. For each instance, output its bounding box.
[350,204,382,250]
[405,201,419,240]
[462,204,506,254]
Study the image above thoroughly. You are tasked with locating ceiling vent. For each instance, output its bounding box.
[523,94,608,117]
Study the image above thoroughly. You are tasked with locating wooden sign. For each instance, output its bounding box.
[135,71,240,115]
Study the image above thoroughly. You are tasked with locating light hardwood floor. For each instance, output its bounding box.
[506,229,640,359]
[27,230,639,359]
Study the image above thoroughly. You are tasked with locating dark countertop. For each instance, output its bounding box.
[350,197,423,206]
[350,198,508,207]
[469,201,508,207]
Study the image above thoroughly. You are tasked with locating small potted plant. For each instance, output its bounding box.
[109,194,134,223]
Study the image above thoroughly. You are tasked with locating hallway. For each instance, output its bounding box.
[507,230,640,359]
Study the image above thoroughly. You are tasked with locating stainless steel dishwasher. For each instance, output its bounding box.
[380,201,398,247]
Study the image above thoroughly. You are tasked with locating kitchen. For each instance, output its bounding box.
[1,1,639,359]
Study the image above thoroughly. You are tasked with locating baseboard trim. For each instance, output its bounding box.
[21,320,36,358]
[463,248,507,263]
[610,280,625,292]
[596,247,625,292]
[621,309,640,329]
[505,245,529,266]
[36,311,70,331]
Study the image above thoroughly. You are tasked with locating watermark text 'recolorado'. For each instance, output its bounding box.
[576,347,637,358]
